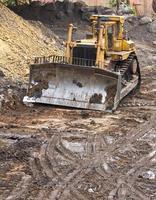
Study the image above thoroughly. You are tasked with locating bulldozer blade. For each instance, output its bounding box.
[23,63,136,111]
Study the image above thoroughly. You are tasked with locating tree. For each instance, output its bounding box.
[2,0,18,6]
[1,0,32,6]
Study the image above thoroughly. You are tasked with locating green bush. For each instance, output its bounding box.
[1,0,32,6]
[110,0,117,7]
[1,0,17,6]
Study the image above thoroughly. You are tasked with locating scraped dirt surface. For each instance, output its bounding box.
[0,65,156,200]
[0,2,156,200]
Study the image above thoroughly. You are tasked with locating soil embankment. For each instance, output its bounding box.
[0,2,61,79]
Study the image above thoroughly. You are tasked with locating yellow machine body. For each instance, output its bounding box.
[24,15,141,111]
[65,15,135,65]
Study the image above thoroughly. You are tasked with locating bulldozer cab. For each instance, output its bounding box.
[91,16,122,44]
[107,26,114,49]
[69,15,129,66]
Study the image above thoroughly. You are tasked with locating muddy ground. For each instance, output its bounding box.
[0,2,156,200]
[0,65,156,200]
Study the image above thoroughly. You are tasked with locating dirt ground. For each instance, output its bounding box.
[0,2,156,200]
[0,65,156,200]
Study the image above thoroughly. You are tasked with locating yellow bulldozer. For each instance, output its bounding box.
[23,15,141,111]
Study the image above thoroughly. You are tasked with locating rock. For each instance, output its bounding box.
[153,41,156,45]
[30,1,43,8]
[73,1,86,15]
[63,0,74,16]
[81,11,91,21]
[148,20,156,33]
[126,16,138,24]
[141,171,155,180]
[81,6,100,21]
[90,119,96,125]
[102,162,111,173]
[88,188,94,193]
[0,88,4,93]
[24,102,34,108]
[105,136,114,145]
[44,3,56,11]
[152,55,156,61]
[96,6,114,15]
[0,70,5,77]
[7,88,13,95]
[74,0,87,8]
[55,11,65,19]
[80,110,89,118]
[119,3,133,14]
[0,94,5,110]
[83,6,97,13]
[139,16,152,25]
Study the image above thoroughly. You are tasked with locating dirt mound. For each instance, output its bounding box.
[0,2,61,79]
[10,1,114,41]
[11,1,113,24]
[12,2,156,45]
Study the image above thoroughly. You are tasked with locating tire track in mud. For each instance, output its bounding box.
[45,133,93,200]
[28,115,156,199]
[108,146,156,200]
[102,119,155,157]
[31,133,87,199]
[3,109,155,199]
[5,175,32,200]
[72,120,155,198]
[105,124,156,199]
